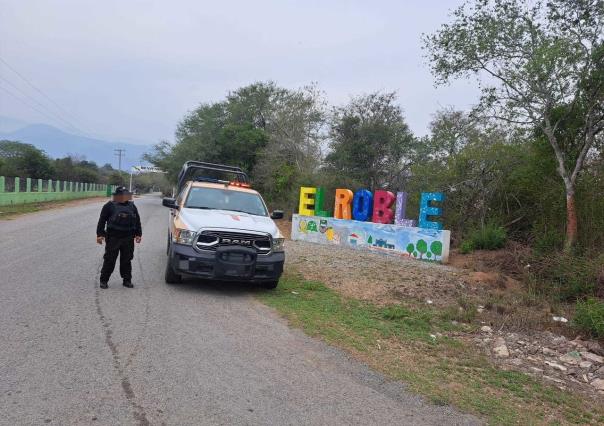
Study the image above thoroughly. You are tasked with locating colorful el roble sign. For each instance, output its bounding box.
[291,187,451,263]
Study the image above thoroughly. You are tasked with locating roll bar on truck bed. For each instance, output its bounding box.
[176,161,250,194]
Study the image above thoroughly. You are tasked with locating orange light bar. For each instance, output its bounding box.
[229,181,251,188]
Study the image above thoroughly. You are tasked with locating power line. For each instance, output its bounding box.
[0,56,85,128]
[0,55,93,138]
[0,75,81,134]
[0,84,75,129]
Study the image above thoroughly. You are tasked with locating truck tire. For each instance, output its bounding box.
[165,259,182,284]
[262,280,279,290]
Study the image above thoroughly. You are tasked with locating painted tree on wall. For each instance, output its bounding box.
[406,243,415,257]
[430,241,443,260]
[416,239,428,259]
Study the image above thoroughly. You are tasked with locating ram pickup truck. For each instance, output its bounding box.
[162,162,285,288]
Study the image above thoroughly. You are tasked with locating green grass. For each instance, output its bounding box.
[257,273,604,425]
[0,197,104,219]
[0,203,47,218]
[574,298,604,338]
[461,223,507,253]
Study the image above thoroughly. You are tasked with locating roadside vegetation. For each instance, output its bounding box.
[2,0,603,414]
[141,3,604,340]
[0,140,171,193]
[257,273,604,425]
[0,196,107,219]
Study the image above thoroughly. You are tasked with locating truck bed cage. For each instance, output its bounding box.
[176,161,250,193]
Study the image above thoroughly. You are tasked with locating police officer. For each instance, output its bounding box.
[96,187,142,289]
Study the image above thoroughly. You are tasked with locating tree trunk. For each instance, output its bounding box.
[543,121,582,254]
[564,190,578,253]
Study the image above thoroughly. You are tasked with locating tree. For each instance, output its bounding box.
[217,123,268,172]
[426,107,509,162]
[326,92,420,189]
[108,171,127,186]
[145,82,326,209]
[253,84,326,207]
[0,140,54,178]
[424,0,604,251]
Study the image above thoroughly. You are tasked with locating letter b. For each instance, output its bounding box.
[372,190,395,224]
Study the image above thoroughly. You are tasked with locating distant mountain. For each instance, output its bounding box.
[0,123,153,170]
[0,115,29,133]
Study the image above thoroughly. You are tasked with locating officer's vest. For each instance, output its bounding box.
[107,202,137,232]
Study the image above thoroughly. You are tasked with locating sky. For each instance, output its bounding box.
[0,0,479,145]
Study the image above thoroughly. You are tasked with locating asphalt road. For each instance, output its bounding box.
[0,195,479,426]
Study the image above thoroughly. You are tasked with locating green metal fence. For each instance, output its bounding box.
[0,176,113,206]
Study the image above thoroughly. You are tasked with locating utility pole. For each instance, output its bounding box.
[114,149,126,173]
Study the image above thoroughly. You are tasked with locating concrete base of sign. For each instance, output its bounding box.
[291,214,451,263]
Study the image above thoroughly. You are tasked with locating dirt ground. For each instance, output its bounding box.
[276,220,604,401]
[278,219,522,309]
[285,239,472,307]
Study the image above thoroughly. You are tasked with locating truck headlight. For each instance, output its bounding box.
[172,228,197,245]
[273,237,285,252]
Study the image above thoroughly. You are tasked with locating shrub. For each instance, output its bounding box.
[460,240,474,254]
[381,306,411,320]
[574,298,604,339]
[460,223,507,253]
[532,230,564,255]
[527,253,600,301]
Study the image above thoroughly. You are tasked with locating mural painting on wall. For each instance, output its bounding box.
[291,187,451,263]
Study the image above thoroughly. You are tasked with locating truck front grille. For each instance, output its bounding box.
[195,230,271,254]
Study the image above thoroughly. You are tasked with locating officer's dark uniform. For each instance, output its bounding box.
[97,188,142,288]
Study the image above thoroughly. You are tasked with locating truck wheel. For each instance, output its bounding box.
[165,260,182,284]
[263,281,279,290]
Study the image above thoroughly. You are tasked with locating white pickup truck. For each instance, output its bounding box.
[162,162,285,288]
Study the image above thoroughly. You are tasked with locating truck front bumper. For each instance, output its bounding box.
[169,243,284,282]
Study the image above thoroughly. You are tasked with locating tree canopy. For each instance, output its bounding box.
[423,0,604,250]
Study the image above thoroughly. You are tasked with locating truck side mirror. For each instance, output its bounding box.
[162,197,178,209]
[270,210,284,220]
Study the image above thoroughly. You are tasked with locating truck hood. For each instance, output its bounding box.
[178,208,282,238]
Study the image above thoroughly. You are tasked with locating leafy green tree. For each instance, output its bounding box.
[144,102,229,182]
[325,92,420,189]
[426,108,510,163]
[146,82,326,210]
[132,172,171,194]
[108,171,127,186]
[0,140,54,178]
[424,0,604,251]
[217,123,268,172]
[253,84,325,208]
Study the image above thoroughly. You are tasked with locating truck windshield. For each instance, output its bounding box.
[185,187,268,216]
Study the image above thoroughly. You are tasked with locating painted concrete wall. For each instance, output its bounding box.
[0,176,112,206]
[291,214,451,263]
